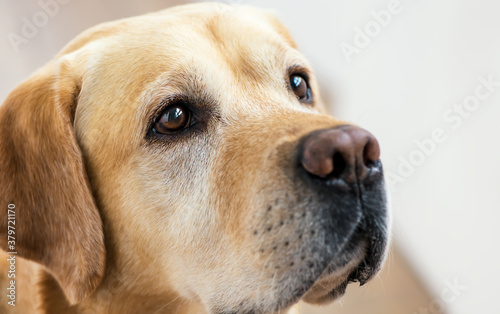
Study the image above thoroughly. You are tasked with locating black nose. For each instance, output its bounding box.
[299,125,380,184]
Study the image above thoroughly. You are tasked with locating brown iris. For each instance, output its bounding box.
[154,105,191,134]
[290,74,310,101]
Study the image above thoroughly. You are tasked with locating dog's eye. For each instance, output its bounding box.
[290,74,312,102]
[153,105,192,134]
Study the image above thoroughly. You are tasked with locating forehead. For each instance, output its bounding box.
[83,4,305,100]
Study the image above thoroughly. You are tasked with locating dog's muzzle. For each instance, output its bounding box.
[293,124,389,304]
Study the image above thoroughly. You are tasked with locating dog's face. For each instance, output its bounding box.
[0,3,389,313]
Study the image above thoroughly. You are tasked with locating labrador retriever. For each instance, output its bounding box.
[0,2,390,313]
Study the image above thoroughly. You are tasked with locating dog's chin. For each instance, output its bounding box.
[300,254,363,304]
[300,238,383,305]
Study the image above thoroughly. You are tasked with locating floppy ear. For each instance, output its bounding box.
[0,62,105,304]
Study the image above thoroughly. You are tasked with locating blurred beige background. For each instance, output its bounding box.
[1,1,499,313]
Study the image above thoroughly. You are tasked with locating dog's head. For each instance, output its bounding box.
[0,3,390,313]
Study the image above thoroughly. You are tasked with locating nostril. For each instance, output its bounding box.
[362,137,380,166]
[330,152,346,178]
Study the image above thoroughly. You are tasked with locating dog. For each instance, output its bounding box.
[0,2,390,313]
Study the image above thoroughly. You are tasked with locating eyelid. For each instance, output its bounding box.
[287,65,311,82]
[151,95,186,121]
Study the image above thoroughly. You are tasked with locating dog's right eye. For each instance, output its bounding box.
[153,105,192,134]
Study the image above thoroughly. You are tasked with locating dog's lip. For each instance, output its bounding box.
[301,252,372,304]
[300,210,384,304]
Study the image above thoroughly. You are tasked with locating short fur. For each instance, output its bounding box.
[0,3,389,313]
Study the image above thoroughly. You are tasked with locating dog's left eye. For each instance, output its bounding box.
[153,104,192,134]
[290,74,312,103]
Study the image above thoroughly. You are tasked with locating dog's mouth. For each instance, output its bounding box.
[267,229,386,313]
[300,241,382,304]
